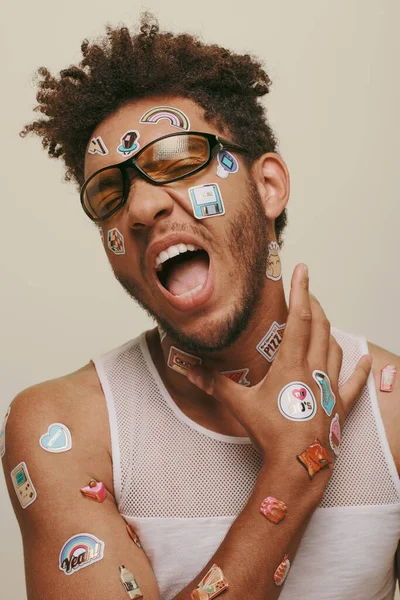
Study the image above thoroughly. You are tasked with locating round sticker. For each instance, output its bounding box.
[277,382,317,421]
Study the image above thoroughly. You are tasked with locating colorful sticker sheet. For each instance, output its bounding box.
[0,405,11,458]
[192,564,229,599]
[256,322,286,362]
[119,565,144,599]
[188,184,225,219]
[266,241,282,281]
[39,423,72,453]
[312,370,336,416]
[297,438,332,479]
[259,496,287,524]
[11,461,37,509]
[277,382,317,421]
[140,106,191,131]
[168,346,202,376]
[59,533,104,575]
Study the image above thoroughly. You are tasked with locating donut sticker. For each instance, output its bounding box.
[277,382,316,421]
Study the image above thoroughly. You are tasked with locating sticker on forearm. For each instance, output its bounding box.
[273,554,291,586]
[39,423,72,453]
[256,322,286,362]
[0,405,11,458]
[216,151,238,179]
[11,462,37,509]
[297,438,332,479]
[191,564,229,599]
[117,130,140,157]
[119,565,144,599]
[59,533,104,575]
[168,346,202,376]
[88,136,109,156]
[259,496,287,524]
[266,241,282,281]
[140,106,190,131]
[312,370,336,416]
[329,413,341,456]
[80,480,107,503]
[188,184,225,219]
[126,524,142,549]
[107,228,125,255]
[277,382,316,421]
[221,368,250,386]
[380,364,397,392]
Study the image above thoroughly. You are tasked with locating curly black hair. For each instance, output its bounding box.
[21,13,287,242]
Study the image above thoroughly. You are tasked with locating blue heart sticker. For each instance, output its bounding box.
[40,423,72,453]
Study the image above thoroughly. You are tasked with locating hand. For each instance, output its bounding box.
[187,264,372,469]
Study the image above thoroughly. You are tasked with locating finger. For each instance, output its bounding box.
[307,295,331,368]
[326,336,343,388]
[339,354,372,414]
[279,263,311,365]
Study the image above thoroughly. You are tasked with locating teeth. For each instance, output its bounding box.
[155,242,201,269]
[175,283,204,298]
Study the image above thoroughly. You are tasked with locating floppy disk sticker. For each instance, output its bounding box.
[11,462,37,509]
[188,184,225,220]
[168,346,202,377]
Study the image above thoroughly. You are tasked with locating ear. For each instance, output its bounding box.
[251,153,290,228]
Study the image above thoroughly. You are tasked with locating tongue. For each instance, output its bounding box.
[166,253,209,296]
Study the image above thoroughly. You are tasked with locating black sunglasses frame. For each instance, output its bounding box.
[80,131,247,222]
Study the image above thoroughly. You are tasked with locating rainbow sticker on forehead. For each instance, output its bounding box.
[59,533,104,575]
[140,106,190,131]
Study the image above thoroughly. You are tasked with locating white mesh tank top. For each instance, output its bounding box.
[92,328,400,600]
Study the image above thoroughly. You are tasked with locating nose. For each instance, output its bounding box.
[125,179,175,230]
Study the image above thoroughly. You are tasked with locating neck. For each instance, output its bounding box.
[146,281,288,432]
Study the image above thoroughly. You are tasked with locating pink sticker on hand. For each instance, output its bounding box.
[292,388,307,400]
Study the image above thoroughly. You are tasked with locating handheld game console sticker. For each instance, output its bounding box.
[11,461,37,509]
[39,423,72,453]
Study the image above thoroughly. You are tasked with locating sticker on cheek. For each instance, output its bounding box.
[119,565,144,598]
[117,130,140,157]
[221,368,250,386]
[312,370,336,416]
[107,228,125,255]
[39,423,72,453]
[88,136,109,156]
[216,151,239,179]
[256,321,286,362]
[59,533,105,575]
[80,480,107,503]
[297,438,332,479]
[140,106,190,131]
[168,346,202,376]
[126,524,142,549]
[277,382,317,421]
[11,461,37,509]
[0,405,11,458]
[329,413,341,456]
[273,554,291,586]
[188,184,225,219]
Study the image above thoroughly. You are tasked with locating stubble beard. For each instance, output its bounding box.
[113,178,269,354]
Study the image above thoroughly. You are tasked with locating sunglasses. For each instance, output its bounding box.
[80,131,247,222]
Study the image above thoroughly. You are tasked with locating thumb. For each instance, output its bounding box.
[187,366,250,412]
[339,354,372,413]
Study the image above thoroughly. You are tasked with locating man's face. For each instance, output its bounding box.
[84,97,270,353]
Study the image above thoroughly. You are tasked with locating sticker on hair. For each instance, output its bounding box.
[188,184,225,219]
[80,480,107,503]
[312,370,336,416]
[259,496,287,524]
[221,368,250,387]
[126,524,142,549]
[107,228,125,255]
[168,346,202,377]
[297,438,332,479]
[216,151,239,179]
[11,461,37,509]
[119,565,144,598]
[192,563,229,599]
[140,106,190,131]
[0,405,11,458]
[88,136,109,156]
[266,241,282,281]
[117,130,140,157]
[329,413,341,456]
[273,554,291,586]
[380,364,397,392]
[59,533,105,575]
[277,382,316,421]
[39,423,72,453]
[256,321,286,362]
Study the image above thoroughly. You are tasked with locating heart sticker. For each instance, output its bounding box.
[292,388,307,400]
[39,423,72,453]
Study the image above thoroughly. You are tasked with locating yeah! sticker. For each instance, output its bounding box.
[277,382,316,421]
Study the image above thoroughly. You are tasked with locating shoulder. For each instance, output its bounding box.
[367,341,400,476]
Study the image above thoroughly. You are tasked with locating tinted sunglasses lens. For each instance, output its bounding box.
[83,168,124,220]
[137,135,210,182]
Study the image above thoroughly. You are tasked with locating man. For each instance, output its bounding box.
[2,16,399,600]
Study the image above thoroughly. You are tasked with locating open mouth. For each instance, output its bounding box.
[156,245,210,299]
